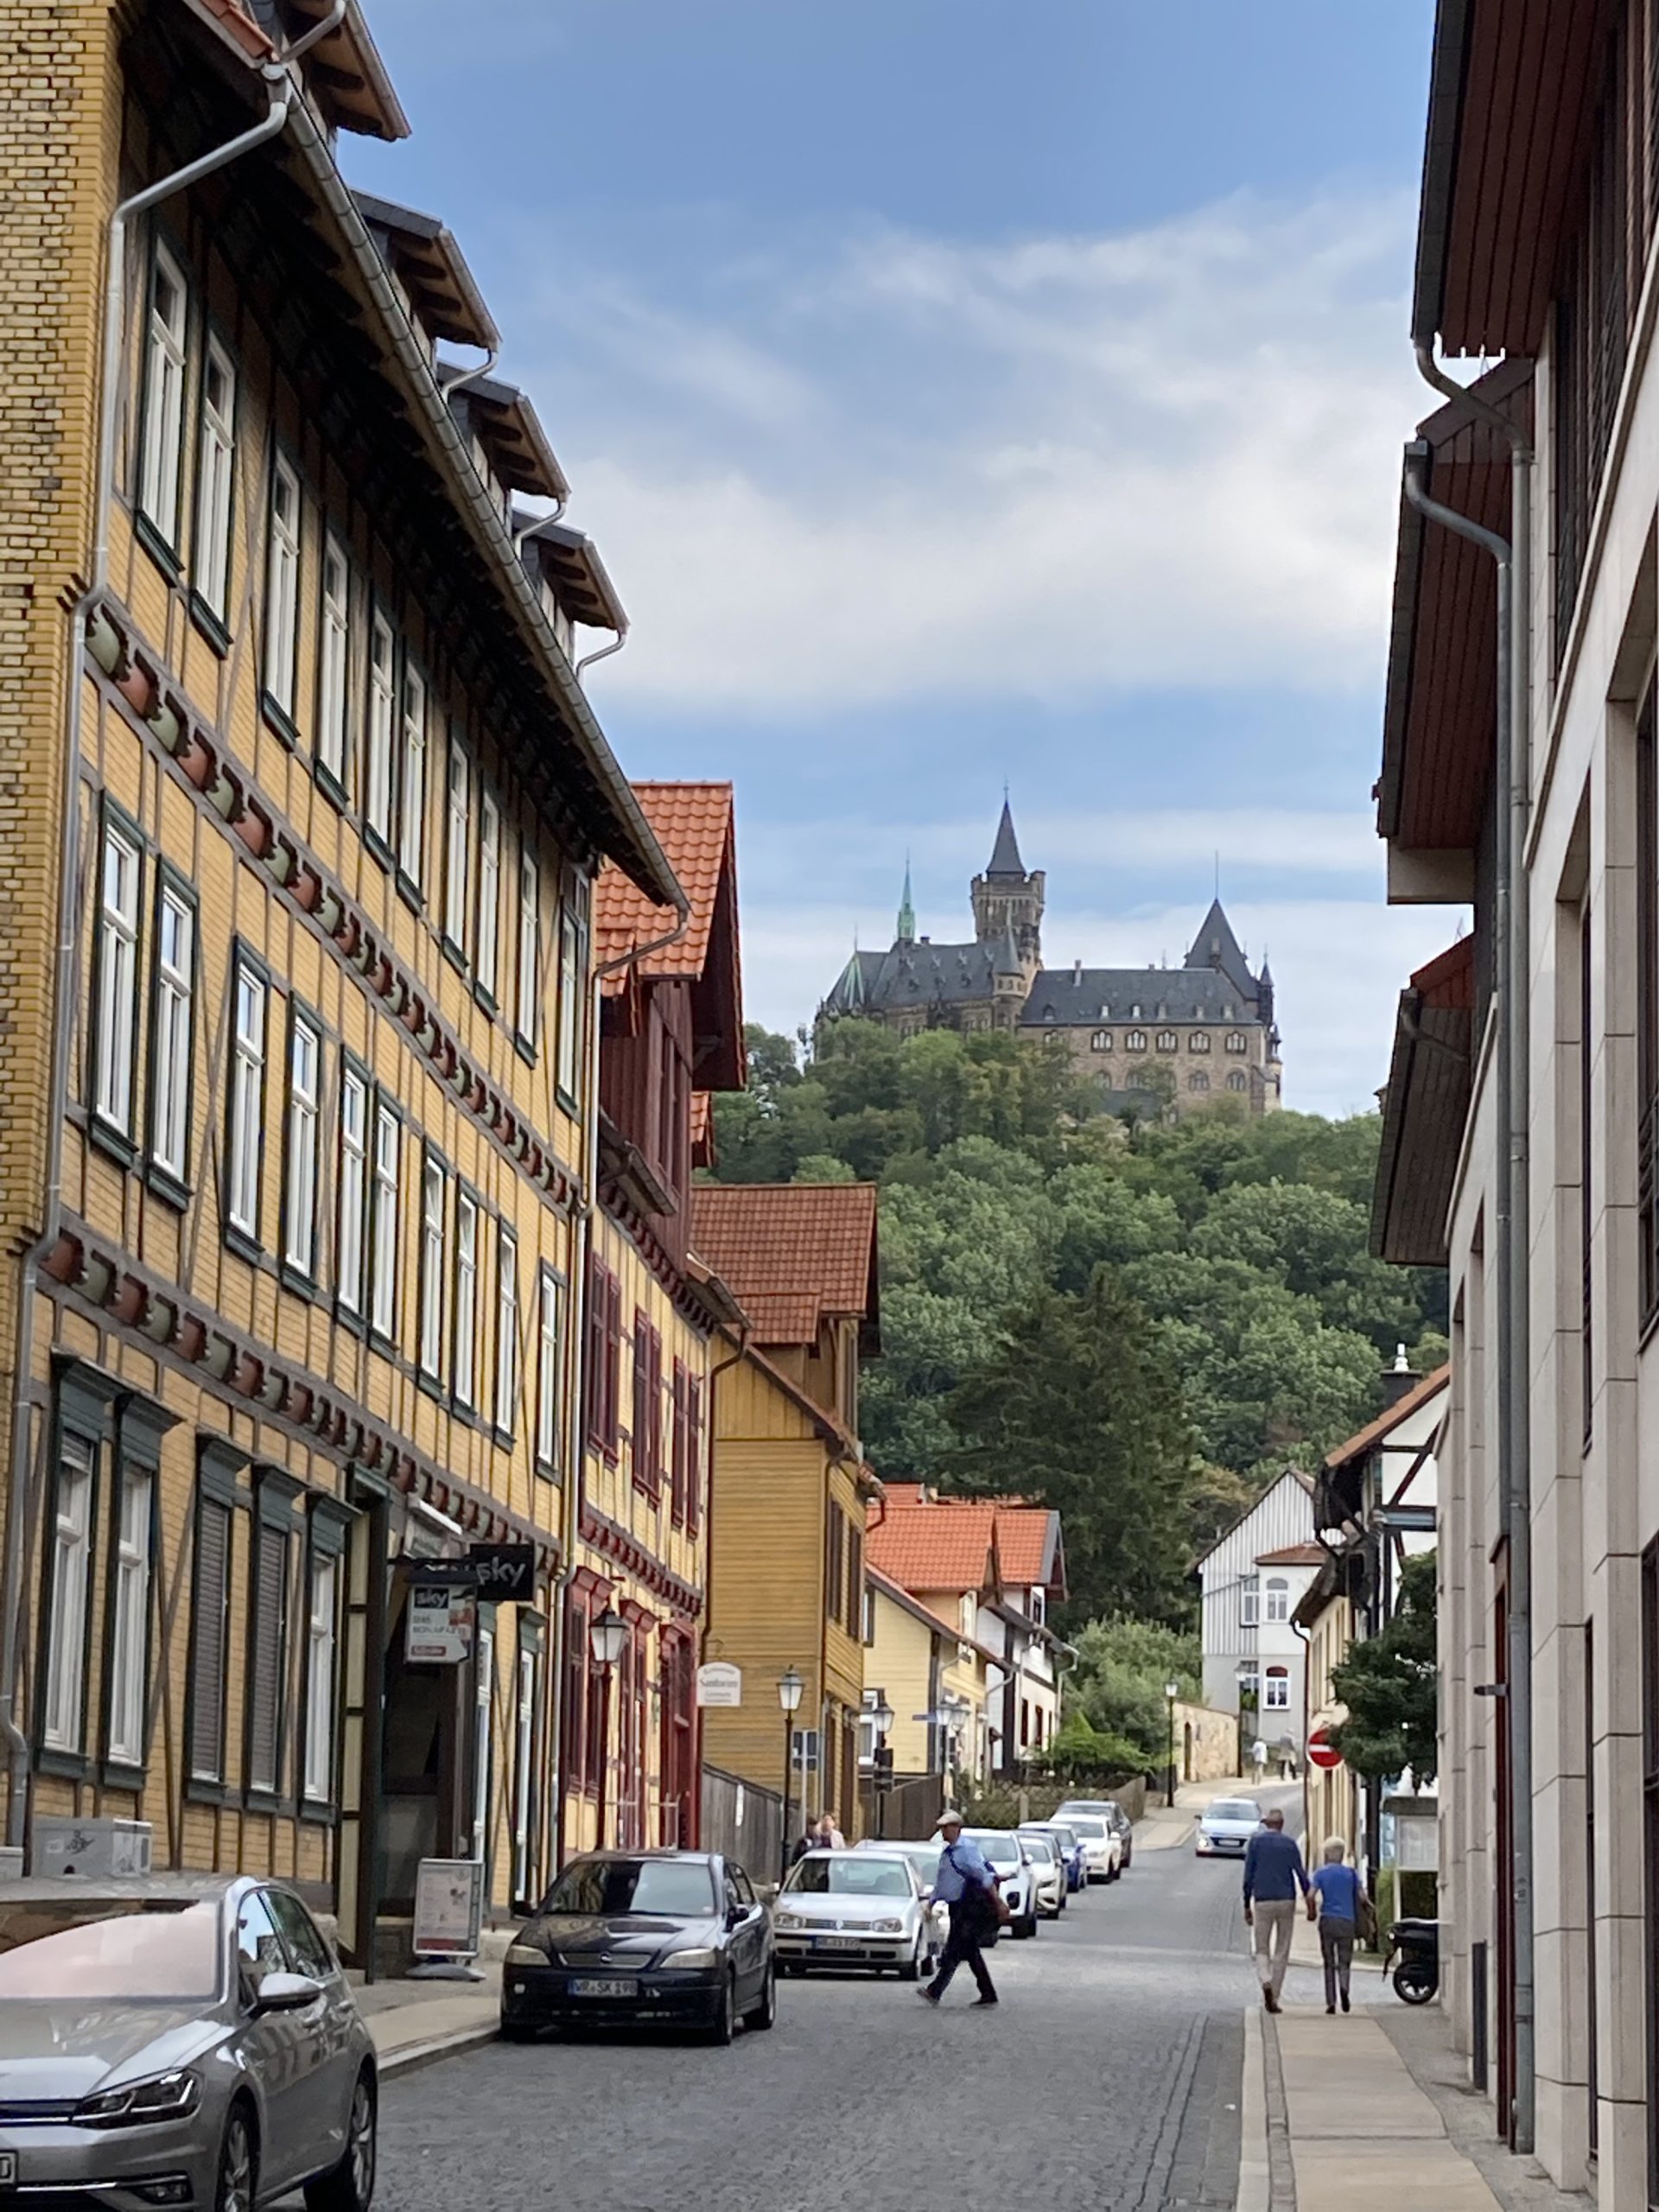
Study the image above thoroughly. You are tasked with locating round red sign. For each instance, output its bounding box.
[1306,1727,1343,1772]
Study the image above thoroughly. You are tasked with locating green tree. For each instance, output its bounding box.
[1329,1552,1438,1782]
[1068,1617,1201,1762]
[941,1269,1199,1625]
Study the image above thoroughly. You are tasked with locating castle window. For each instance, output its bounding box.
[1191,1030,1211,1052]
[1155,1030,1177,1053]
[1126,1030,1147,1053]
[1130,1004,1142,1020]
[1091,1031,1112,1052]
[1227,1071,1248,1093]
[1226,1031,1248,1054]
[1189,1071,1210,1092]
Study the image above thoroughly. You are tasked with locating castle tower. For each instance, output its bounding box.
[896,859,916,945]
[971,799,1044,976]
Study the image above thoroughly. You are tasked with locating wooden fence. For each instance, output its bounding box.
[701,1764,785,1886]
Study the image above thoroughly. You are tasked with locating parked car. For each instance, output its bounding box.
[1014,1829,1067,1918]
[1100,1803,1135,1870]
[773,1851,942,1980]
[0,1872,378,2212]
[1052,1810,1122,1883]
[1195,1798,1266,1858]
[502,1851,774,2044]
[931,1827,1039,1938]
[1020,1819,1086,1891]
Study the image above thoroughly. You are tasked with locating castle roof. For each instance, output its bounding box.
[1020,966,1265,1027]
[823,939,1002,1016]
[1185,899,1255,999]
[985,799,1027,878]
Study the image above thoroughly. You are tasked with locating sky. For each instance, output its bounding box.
[345,0,1455,1117]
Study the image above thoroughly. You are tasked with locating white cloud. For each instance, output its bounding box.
[522,190,1422,717]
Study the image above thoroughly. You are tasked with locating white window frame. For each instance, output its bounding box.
[1239,1573,1260,1628]
[263,454,301,720]
[1263,1667,1291,1712]
[445,741,471,950]
[193,336,236,620]
[1090,1030,1112,1052]
[43,1434,95,1754]
[370,1101,400,1341]
[454,1189,479,1410]
[536,1266,561,1470]
[1191,1030,1212,1053]
[336,1066,368,1319]
[365,613,396,843]
[227,958,267,1243]
[399,663,427,885]
[302,1548,339,1804]
[93,817,142,1137]
[107,1463,154,1767]
[1125,1029,1147,1053]
[1226,1031,1248,1054]
[495,1225,519,1433]
[149,880,194,1183]
[516,846,539,1046]
[137,243,188,545]
[419,1152,447,1382]
[1156,1029,1178,1053]
[283,1011,321,1278]
[557,904,586,1101]
[477,792,501,998]
[316,533,351,791]
[1265,1576,1290,1624]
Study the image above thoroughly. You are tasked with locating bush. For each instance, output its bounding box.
[1034,1710,1145,1783]
[1067,1617,1201,1764]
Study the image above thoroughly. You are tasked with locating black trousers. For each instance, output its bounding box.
[929,1897,998,2000]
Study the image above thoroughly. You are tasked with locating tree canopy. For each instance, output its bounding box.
[1329,1551,1438,1783]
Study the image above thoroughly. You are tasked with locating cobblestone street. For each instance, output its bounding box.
[370,1797,1337,2212]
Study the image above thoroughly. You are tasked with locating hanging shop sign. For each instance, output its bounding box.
[696,1662,743,1707]
[406,1579,476,1665]
[467,1542,537,1601]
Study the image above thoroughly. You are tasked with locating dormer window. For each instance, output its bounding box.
[1028,1586,1046,1627]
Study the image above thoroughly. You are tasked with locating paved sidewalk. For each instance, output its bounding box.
[348,1960,501,2077]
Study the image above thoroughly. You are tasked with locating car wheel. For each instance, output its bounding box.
[899,1939,923,1982]
[746,1962,777,2030]
[215,2104,258,2212]
[304,2069,377,2212]
[1014,1914,1037,1941]
[702,1970,737,2045]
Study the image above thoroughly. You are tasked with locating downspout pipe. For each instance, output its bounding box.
[1406,331,1536,2155]
[0,64,297,1851]
[545,899,689,1872]
[574,623,628,684]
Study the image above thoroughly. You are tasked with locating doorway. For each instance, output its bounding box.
[377,1578,467,1915]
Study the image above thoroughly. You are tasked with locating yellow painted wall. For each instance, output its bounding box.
[868,1586,938,1776]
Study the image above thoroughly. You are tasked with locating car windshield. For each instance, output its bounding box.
[1066,1816,1107,1839]
[1048,1826,1078,1848]
[785,1857,912,1898]
[877,1846,941,1886]
[1020,1834,1055,1862]
[1209,1802,1262,1823]
[966,1832,1020,1868]
[0,1897,222,2001]
[543,1859,717,1917]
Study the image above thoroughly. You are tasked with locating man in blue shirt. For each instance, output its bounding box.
[920,1810,999,2007]
[1241,1807,1309,2012]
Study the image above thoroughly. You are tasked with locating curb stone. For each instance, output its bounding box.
[376,2021,500,2080]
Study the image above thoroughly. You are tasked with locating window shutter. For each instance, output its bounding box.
[247,1521,289,1794]
[687,1380,704,1535]
[189,1497,232,1783]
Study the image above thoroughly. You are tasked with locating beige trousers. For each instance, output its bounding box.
[1252,1898,1297,1996]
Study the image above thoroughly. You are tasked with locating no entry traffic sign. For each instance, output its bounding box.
[1306,1726,1344,1772]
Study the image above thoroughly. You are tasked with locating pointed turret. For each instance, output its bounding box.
[1183,898,1255,1000]
[971,795,1044,968]
[987,798,1025,877]
[896,860,916,944]
[994,919,1024,976]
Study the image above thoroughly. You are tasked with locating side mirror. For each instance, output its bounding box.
[252,1971,323,2016]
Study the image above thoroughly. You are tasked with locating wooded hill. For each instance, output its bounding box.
[711,1021,1445,1626]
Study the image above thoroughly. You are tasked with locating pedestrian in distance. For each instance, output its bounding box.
[816,1810,846,1850]
[918,1808,1000,2008]
[1241,1806,1310,2013]
[1309,1836,1361,2014]
[1251,1738,1269,1781]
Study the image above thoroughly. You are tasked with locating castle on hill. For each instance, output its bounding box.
[819,802,1283,1115]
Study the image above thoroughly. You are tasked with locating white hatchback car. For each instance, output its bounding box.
[773,1851,943,1979]
[1014,1829,1067,1918]
[931,1827,1039,1939]
[1057,1811,1122,1883]
[1195,1797,1266,1858]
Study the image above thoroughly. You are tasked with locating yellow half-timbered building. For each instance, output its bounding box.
[0,0,684,1963]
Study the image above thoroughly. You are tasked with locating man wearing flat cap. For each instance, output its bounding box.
[919,1809,999,2007]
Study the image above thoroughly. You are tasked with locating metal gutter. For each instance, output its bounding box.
[1411,0,1474,353]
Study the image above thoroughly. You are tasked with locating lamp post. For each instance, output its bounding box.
[869,1698,895,1838]
[777,1667,804,1881]
[588,1605,629,1850]
[1164,1679,1180,1805]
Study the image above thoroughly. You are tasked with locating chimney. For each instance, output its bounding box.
[1379,1344,1418,1411]
[1073,958,1082,983]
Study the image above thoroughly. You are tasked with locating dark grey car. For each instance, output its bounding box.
[0,1873,376,2211]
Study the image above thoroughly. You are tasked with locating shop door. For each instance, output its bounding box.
[378,1579,467,1915]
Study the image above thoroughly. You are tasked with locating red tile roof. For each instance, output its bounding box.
[594,782,734,988]
[690,1182,878,1347]
[868,1497,999,1596]
[1255,1543,1326,1568]
[874,1486,1062,1595]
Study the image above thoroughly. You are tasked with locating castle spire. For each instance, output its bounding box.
[896,856,916,944]
[987,798,1025,877]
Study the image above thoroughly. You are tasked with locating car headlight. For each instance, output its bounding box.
[871,1918,904,1934]
[75,2071,200,2128]
[774,1911,807,1931]
[505,1942,549,1966]
[661,1948,720,1969]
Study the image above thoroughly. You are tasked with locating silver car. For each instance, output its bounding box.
[1196,1797,1267,1857]
[0,1873,377,2211]
[773,1851,942,1979]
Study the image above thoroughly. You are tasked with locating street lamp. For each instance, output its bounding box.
[778,1667,804,1880]
[868,1698,895,1838]
[1165,1679,1180,1804]
[588,1606,628,1849]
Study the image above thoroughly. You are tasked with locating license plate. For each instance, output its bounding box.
[816,1936,864,1950]
[569,1975,637,1999]
[0,2155,15,2186]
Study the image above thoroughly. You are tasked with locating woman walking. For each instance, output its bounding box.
[1308,1837,1362,2014]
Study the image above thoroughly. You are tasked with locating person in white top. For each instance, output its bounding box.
[815,1811,847,1849]
[1252,1739,1268,1778]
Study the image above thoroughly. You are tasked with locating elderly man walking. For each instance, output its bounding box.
[1309,1837,1362,2014]
[1242,1807,1310,2012]
[918,1809,999,2007]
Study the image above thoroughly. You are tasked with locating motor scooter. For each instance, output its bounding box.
[1385,1917,1440,2004]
